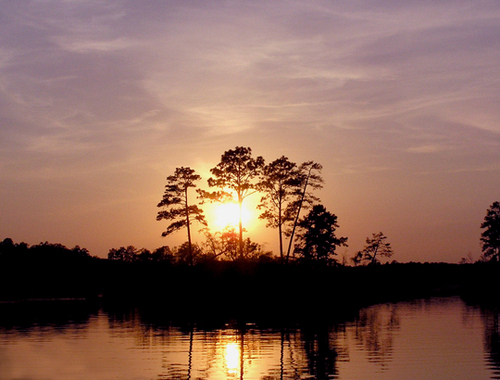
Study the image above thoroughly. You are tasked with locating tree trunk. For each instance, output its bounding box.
[278,203,283,262]
[238,198,243,259]
[369,245,379,266]
[185,186,193,266]
[285,166,312,263]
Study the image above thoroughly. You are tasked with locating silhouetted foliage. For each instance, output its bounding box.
[0,238,29,264]
[480,201,500,262]
[108,246,140,262]
[0,238,15,253]
[258,156,302,261]
[8,151,500,306]
[151,245,175,263]
[286,161,323,263]
[459,252,475,264]
[0,239,99,300]
[200,146,264,258]
[352,232,394,266]
[3,237,500,310]
[107,245,176,263]
[173,242,204,265]
[201,227,272,261]
[201,227,239,260]
[157,167,207,265]
[293,204,347,265]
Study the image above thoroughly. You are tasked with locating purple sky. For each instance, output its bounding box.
[1,0,499,262]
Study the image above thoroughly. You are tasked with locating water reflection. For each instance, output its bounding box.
[479,303,500,379]
[224,341,240,375]
[0,297,498,379]
[300,324,339,379]
[353,303,399,369]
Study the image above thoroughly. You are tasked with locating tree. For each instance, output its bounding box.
[480,201,500,262]
[257,156,302,261]
[293,204,347,265]
[157,167,207,265]
[108,246,139,262]
[0,238,16,257]
[286,161,323,263]
[202,146,264,258]
[353,232,393,266]
[136,248,153,262]
[202,227,239,260]
[201,227,271,261]
[151,245,175,263]
[459,252,475,265]
[174,242,204,265]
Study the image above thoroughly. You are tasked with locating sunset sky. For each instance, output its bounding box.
[1,0,499,262]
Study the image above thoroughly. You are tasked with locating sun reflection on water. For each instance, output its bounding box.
[0,298,494,379]
[224,341,241,375]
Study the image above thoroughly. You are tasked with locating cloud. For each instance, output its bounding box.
[54,37,132,53]
[407,144,450,154]
[1,0,499,260]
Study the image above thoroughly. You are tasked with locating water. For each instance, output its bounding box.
[0,297,498,379]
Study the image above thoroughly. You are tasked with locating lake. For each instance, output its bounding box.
[0,296,498,379]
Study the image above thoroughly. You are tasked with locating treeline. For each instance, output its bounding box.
[1,146,499,306]
[1,237,499,310]
[0,238,100,301]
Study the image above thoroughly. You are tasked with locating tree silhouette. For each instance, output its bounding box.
[480,201,500,262]
[286,161,323,263]
[174,242,204,265]
[201,227,270,261]
[257,156,302,261]
[202,146,264,258]
[108,246,139,262]
[202,227,239,260]
[293,204,347,265]
[353,232,393,266]
[157,167,207,265]
[151,245,175,263]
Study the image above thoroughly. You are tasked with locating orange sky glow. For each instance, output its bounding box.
[1,1,500,262]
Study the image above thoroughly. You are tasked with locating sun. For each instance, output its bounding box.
[212,202,252,231]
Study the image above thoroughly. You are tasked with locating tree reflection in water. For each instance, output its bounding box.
[148,321,344,380]
[2,298,499,380]
[481,304,500,379]
[352,303,400,370]
[301,324,340,379]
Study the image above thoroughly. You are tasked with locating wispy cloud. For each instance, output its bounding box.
[1,0,499,261]
[54,37,132,53]
[407,144,451,154]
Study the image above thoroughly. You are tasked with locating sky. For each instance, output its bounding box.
[1,0,499,262]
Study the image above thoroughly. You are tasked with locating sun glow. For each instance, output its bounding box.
[212,202,252,230]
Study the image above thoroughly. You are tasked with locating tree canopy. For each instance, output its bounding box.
[480,201,500,262]
[202,146,264,258]
[257,156,301,261]
[157,167,206,265]
[293,204,347,265]
[285,161,323,263]
[352,232,394,266]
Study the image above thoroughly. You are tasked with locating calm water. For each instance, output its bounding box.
[0,297,499,380]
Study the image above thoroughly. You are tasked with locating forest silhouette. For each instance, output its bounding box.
[0,236,499,315]
[1,147,500,312]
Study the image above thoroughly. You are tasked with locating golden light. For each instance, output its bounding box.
[224,342,241,375]
[211,202,252,231]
